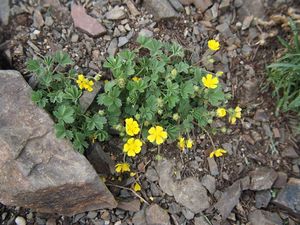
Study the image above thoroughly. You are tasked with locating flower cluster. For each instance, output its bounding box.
[76,74,94,92]
[115,163,130,173]
[215,106,242,124]
[178,137,193,151]
[123,118,143,157]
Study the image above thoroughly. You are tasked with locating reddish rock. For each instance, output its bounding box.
[71,3,106,37]
[0,70,117,216]
[117,199,141,212]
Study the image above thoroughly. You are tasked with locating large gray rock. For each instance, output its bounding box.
[0,70,117,216]
[145,204,171,225]
[249,167,278,190]
[273,178,300,217]
[143,0,178,21]
[248,209,283,225]
[0,0,9,25]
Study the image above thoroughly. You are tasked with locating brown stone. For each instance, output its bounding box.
[143,0,178,21]
[145,204,171,225]
[273,172,288,188]
[249,167,278,190]
[71,3,106,37]
[117,199,141,212]
[248,209,282,225]
[125,0,140,16]
[0,70,117,216]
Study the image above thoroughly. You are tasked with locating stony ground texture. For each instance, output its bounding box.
[0,0,300,225]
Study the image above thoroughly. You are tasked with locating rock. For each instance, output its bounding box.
[0,0,10,25]
[273,172,288,188]
[219,0,231,10]
[145,204,171,225]
[242,15,253,30]
[71,34,79,43]
[253,109,269,122]
[33,9,45,29]
[214,180,242,220]
[79,81,102,112]
[145,167,159,182]
[194,216,210,225]
[105,6,126,20]
[71,3,106,37]
[201,174,216,194]
[216,23,233,38]
[255,190,272,209]
[237,0,265,20]
[240,176,250,190]
[156,159,177,196]
[125,0,140,16]
[132,208,147,225]
[107,38,118,57]
[168,0,184,12]
[143,0,178,21]
[46,218,56,225]
[239,79,259,105]
[249,167,278,190]
[173,177,210,213]
[138,29,154,38]
[86,143,115,175]
[182,208,194,220]
[150,182,161,197]
[179,0,212,12]
[248,210,283,225]
[273,178,300,217]
[44,16,54,26]
[282,146,299,159]
[87,211,98,219]
[207,157,219,176]
[117,199,141,212]
[118,36,129,47]
[15,216,26,225]
[0,70,117,216]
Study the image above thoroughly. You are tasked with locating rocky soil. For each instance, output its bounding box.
[0,0,300,225]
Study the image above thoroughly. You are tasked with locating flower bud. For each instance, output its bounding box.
[98,110,105,116]
[171,69,177,79]
[208,119,213,124]
[158,109,163,115]
[193,85,199,92]
[117,78,126,88]
[172,113,180,121]
[157,97,164,107]
[94,73,102,81]
[135,114,141,120]
[144,121,150,126]
[221,127,227,133]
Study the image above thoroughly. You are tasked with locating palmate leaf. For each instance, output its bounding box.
[181,80,194,99]
[73,132,88,154]
[64,86,82,102]
[54,122,73,139]
[86,114,107,130]
[54,51,73,66]
[53,105,75,124]
[27,59,41,73]
[31,90,48,108]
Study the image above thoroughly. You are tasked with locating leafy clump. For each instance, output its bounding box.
[267,19,300,115]
[27,52,108,153]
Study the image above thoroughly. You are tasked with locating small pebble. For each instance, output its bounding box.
[15,216,26,225]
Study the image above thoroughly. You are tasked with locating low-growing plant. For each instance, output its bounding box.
[267,19,300,115]
[27,52,108,153]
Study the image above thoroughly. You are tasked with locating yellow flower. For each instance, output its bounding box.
[171,69,177,78]
[209,148,227,158]
[133,182,141,192]
[76,74,86,89]
[202,74,219,89]
[208,39,220,51]
[229,106,242,124]
[132,76,141,82]
[125,118,140,136]
[147,126,168,145]
[130,172,136,177]
[216,108,227,118]
[186,139,193,149]
[123,138,143,157]
[115,163,130,173]
[178,137,185,150]
[229,116,237,125]
[216,71,224,77]
[84,80,94,92]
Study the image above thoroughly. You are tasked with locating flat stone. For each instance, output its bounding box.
[118,36,129,47]
[273,172,288,188]
[237,0,265,20]
[249,167,278,190]
[240,176,250,190]
[239,79,259,105]
[194,216,210,225]
[168,0,184,12]
[87,211,98,219]
[105,6,126,20]
[138,29,154,38]
[117,199,141,212]
[71,3,106,37]
[125,0,140,16]
[242,15,254,30]
[201,174,216,194]
[44,16,54,26]
[207,157,219,176]
[282,146,299,159]
[145,167,159,182]
[145,204,171,225]
[173,177,210,213]
[214,180,242,220]
[273,178,300,217]
[182,208,194,220]
[255,190,272,209]
[0,70,117,216]
[253,109,269,122]
[79,81,102,112]
[33,9,45,28]
[107,38,118,57]
[248,210,283,225]
[156,159,177,196]
[132,208,147,225]
[15,216,26,225]
[143,0,179,21]
[216,23,233,38]
[0,0,10,25]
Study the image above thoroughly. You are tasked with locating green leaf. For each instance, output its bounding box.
[64,86,82,102]
[119,50,136,61]
[193,107,210,127]
[86,114,107,130]
[43,56,54,67]
[53,105,75,124]
[144,38,163,56]
[27,59,41,73]
[73,132,88,154]
[176,62,189,73]
[137,35,152,46]
[208,89,225,106]
[181,81,194,99]
[54,51,73,66]
[104,80,116,92]
[54,122,73,139]
[32,90,48,108]
[48,90,64,103]
[166,125,180,141]
[96,130,109,141]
